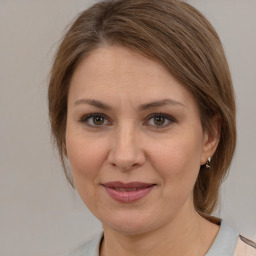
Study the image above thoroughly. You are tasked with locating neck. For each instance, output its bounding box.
[100,207,219,256]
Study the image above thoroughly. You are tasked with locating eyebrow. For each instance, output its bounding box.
[74,98,186,110]
[74,99,112,110]
[138,98,186,110]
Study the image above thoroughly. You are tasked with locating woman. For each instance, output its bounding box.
[48,0,256,255]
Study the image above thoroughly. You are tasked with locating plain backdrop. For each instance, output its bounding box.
[0,0,255,255]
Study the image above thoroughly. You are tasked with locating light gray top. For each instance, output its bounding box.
[62,220,242,256]
[206,221,239,256]
[62,232,102,256]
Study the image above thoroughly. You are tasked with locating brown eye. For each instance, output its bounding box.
[93,115,105,125]
[154,116,166,126]
[80,113,110,127]
[145,113,175,128]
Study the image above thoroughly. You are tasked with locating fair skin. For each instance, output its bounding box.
[66,45,220,256]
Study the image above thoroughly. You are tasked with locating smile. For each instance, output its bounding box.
[102,182,156,203]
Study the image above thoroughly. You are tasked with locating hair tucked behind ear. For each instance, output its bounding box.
[48,0,236,214]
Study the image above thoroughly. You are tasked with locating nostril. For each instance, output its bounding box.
[111,161,139,171]
[109,154,143,171]
[107,139,146,170]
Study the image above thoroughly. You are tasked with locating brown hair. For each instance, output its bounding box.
[48,0,236,214]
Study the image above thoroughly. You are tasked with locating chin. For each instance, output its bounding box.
[105,221,153,235]
[100,209,164,236]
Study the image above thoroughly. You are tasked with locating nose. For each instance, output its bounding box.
[107,124,145,171]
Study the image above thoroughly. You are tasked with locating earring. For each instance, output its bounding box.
[206,157,211,168]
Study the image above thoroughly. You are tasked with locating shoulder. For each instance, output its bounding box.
[234,235,256,256]
[206,219,256,256]
[206,220,239,256]
[62,233,103,256]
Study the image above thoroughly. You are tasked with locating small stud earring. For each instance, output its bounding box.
[206,157,211,168]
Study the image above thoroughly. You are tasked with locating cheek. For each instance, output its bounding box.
[65,131,108,189]
[148,132,203,194]
[65,132,111,211]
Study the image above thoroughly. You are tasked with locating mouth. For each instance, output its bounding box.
[101,182,156,203]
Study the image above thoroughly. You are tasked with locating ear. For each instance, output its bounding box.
[200,114,222,165]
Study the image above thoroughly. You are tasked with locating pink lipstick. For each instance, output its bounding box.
[102,182,155,203]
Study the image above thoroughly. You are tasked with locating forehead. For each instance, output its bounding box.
[69,45,196,109]
[72,45,170,84]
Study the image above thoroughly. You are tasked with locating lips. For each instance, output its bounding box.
[102,182,156,203]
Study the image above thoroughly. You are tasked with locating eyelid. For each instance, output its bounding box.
[79,112,176,128]
[144,113,176,127]
[79,113,112,127]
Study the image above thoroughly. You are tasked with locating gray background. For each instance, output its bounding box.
[0,0,255,255]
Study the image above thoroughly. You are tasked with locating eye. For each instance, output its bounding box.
[80,113,110,127]
[145,113,175,128]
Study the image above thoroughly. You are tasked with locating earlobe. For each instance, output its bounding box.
[205,157,211,168]
[200,115,222,165]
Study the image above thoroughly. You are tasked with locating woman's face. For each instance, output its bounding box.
[66,45,216,235]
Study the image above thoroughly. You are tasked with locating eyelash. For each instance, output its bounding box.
[145,113,176,128]
[79,113,176,129]
[79,113,110,128]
